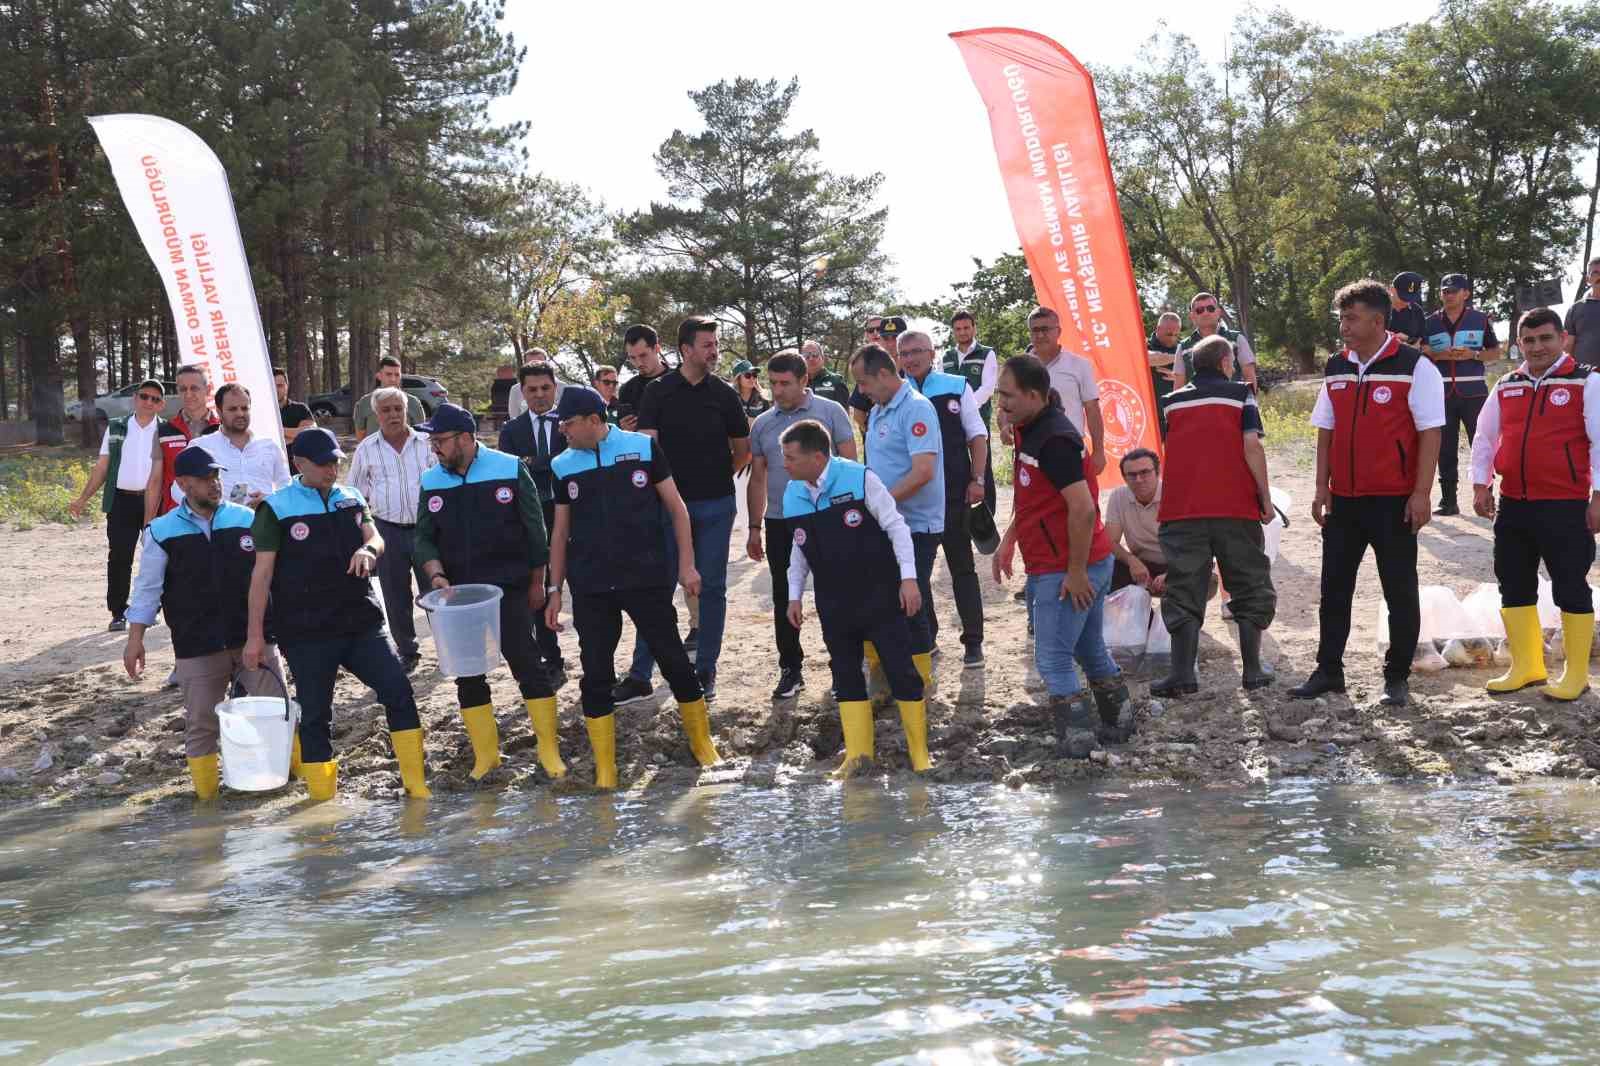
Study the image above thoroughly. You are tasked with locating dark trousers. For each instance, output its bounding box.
[374,518,427,658]
[106,489,144,618]
[765,516,804,671]
[982,438,997,515]
[824,605,924,702]
[1316,494,1418,682]
[532,499,563,668]
[910,531,941,655]
[1159,518,1276,631]
[1111,557,1168,593]
[572,584,701,718]
[928,501,985,648]
[1437,392,1486,495]
[457,585,554,708]
[280,627,420,763]
[1495,498,1596,613]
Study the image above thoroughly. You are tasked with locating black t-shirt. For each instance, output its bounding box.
[1037,435,1086,491]
[741,391,772,419]
[1565,298,1600,371]
[637,370,750,501]
[280,401,313,428]
[848,385,873,412]
[1387,304,1427,344]
[618,367,669,417]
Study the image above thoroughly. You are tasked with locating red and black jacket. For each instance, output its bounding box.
[1013,406,1112,575]
[1491,355,1594,501]
[1323,336,1427,497]
[155,413,220,515]
[1158,370,1264,522]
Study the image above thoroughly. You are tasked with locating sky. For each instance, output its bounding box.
[494,0,1453,307]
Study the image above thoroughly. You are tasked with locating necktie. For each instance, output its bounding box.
[536,415,550,460]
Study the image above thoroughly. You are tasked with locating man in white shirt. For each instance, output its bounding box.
[195,384,290,508]
[1021,306,1105,474]
[943,309,998,512]
[347,386,437,671]
[505,348,568,420]
[69,378,166,630]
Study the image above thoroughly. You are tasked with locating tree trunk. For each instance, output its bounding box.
[285,241,310,400]
[1581,147,1600,302]
[0,323,10,420]
[28,323,64,445]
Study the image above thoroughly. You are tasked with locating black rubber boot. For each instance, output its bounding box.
[1380,678,1410,706]
[1237,621,1274,691]
[1288,670,1345,699]
[1091,677,1134,742]
[1050,693,1101,759]
[1150,623,1199,698]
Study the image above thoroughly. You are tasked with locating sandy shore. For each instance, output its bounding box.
[3,455,1599,811]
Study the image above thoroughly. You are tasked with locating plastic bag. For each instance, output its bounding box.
[1378,586,1477,649]
[1459,582,1506,640]
[1441,637,1493,668]
[1263,486,1292,564]
[1145,609,1172,655]
[1102,586,1152,651]
[1492,638,1511,666]
[1413,641,1449,673]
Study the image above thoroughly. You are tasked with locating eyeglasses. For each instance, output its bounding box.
[1124,467,1158,479]
[596,378,618,386]
[427,432,466,451]
[136,393,163,404]
[899,347,934,357]
[1192,304,1219,313]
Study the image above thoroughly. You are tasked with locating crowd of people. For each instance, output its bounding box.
[71,268,1600,800]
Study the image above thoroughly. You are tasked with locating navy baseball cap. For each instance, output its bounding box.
[415,402,477,435]
[1441,273,1470,292]
[555,386,608,421]
[173,445,225,478]
[288,427,345,464]
[1392,271,1424,304]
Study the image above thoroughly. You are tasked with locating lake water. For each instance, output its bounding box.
[2,781,1599,1064]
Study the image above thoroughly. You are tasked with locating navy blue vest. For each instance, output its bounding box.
[148,501,260,658]
[782,459,901,623]
[262,479,384,641]
[419,446,536,589]
[550,428,671,595]
[911,369,973,502]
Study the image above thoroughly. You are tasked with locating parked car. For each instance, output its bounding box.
[67,380,183,423]
[307,375,449,421]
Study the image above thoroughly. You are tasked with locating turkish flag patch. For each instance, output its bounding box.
[911,421,928,437]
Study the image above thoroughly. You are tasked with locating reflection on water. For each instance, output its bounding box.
[1,781,1598,1063]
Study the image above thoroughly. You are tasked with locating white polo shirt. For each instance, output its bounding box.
[100,414,159,491]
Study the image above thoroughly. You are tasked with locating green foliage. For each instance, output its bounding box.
[1257,385,1320,458]
[906,252,1036,357]
[0,454,93,529]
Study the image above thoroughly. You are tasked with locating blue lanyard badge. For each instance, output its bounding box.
[1427,332,1451,352]
[1454,329,1484,350]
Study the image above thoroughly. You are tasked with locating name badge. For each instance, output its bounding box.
[830,492,856,505]
[1500,387,1527,397]
[1329,382,1349,391]
[1426,332,1452,352]
[1455,329,1485,351]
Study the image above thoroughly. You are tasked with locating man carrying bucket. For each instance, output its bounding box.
[543,387,719,789]
[414,403,566,783]
[242,428,430,801]
[123,445,287,800]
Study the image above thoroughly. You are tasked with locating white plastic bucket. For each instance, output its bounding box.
[1263,486,1293,563]
[418,583,504,677]
[217,696,301,792]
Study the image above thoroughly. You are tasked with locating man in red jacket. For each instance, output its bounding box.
[1291,280,1445,707]
[1470,307,1600,700]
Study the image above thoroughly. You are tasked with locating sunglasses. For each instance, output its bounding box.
[740,372,757,379]
[137,393,163,404]
[1192,304,1219,313]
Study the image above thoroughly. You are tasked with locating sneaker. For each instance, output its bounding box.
[1012,589,1027,604]
[697,668,717,702]
[962,646,985,669]
[771,666,805,700]
[108,616,126,632]
[612,677,654,706]
[684,628,700,653]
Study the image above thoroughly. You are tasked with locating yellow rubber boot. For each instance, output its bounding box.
[289,733,304,780]
[390,728,431,799]
[1487,605,1547,693]
[303,761,337,801]
[585,713,618,789]
[833,700,875,778]
[913,652,934,691]
[1543,612,1594,701]
[864,642,881,669]
[680,698,722,766]
[525,697,568,779]
[897,700,933,772]
[188,753,220,800]
[460,704,502,780]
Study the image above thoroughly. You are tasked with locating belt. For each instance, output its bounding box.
[375,517,416,528]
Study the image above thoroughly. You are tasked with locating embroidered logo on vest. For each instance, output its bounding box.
[631,469,648,488]
[495,486,513,504]
[428,496,444,513]
[946,399,960,414]
[290,522,310,541]
[239,535,254,551]
[1551,388,1572,407]
[794,528,807,546]
[567,481,579,499]
[844,509,863,528]
[1372,386,1393,404]
[1018,466,1032,486]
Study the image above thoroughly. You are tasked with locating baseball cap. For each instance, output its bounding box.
[968,502,1000,554]
[288,427,345,464]
[1440,273,1470,292]
[554,386,609,420]
[415,402,477,435]
[173,445,225,478]
[1391,271,1425,304]
[731,359,756,376]
[878,316,908,337]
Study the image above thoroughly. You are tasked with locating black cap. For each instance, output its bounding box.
[1440,273,1470,292]
[968,503,1000,554]
[1391,271,1425,305]
[288,427,345,464]
[415,402,477,435]
[554,386,609,420]
[173,445,225,478]
[878,316,908,337]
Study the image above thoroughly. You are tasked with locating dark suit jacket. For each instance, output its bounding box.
[497,409,567,501]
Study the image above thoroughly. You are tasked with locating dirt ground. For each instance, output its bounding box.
[3,449,1599,811]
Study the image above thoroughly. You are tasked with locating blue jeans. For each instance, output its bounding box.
[630,494,737,682]
[1027,556,1119,698]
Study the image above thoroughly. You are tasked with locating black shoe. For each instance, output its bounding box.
[962,645,985,669]
[401,652,422,674]
[1091,678,1133,742]
[1380,679,1409,706]
[1150,622,1200,698]
[697,668,717,702]
[612,677,654,706]
[108,616,126,633]
[771,666,804,699]
[1434,498,1459,516]
[1288,670,1345,699]
[1013,589,1027,604]
[1051,693,1101,759]
[683,628,699,653]
[1236,622,1274,691]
